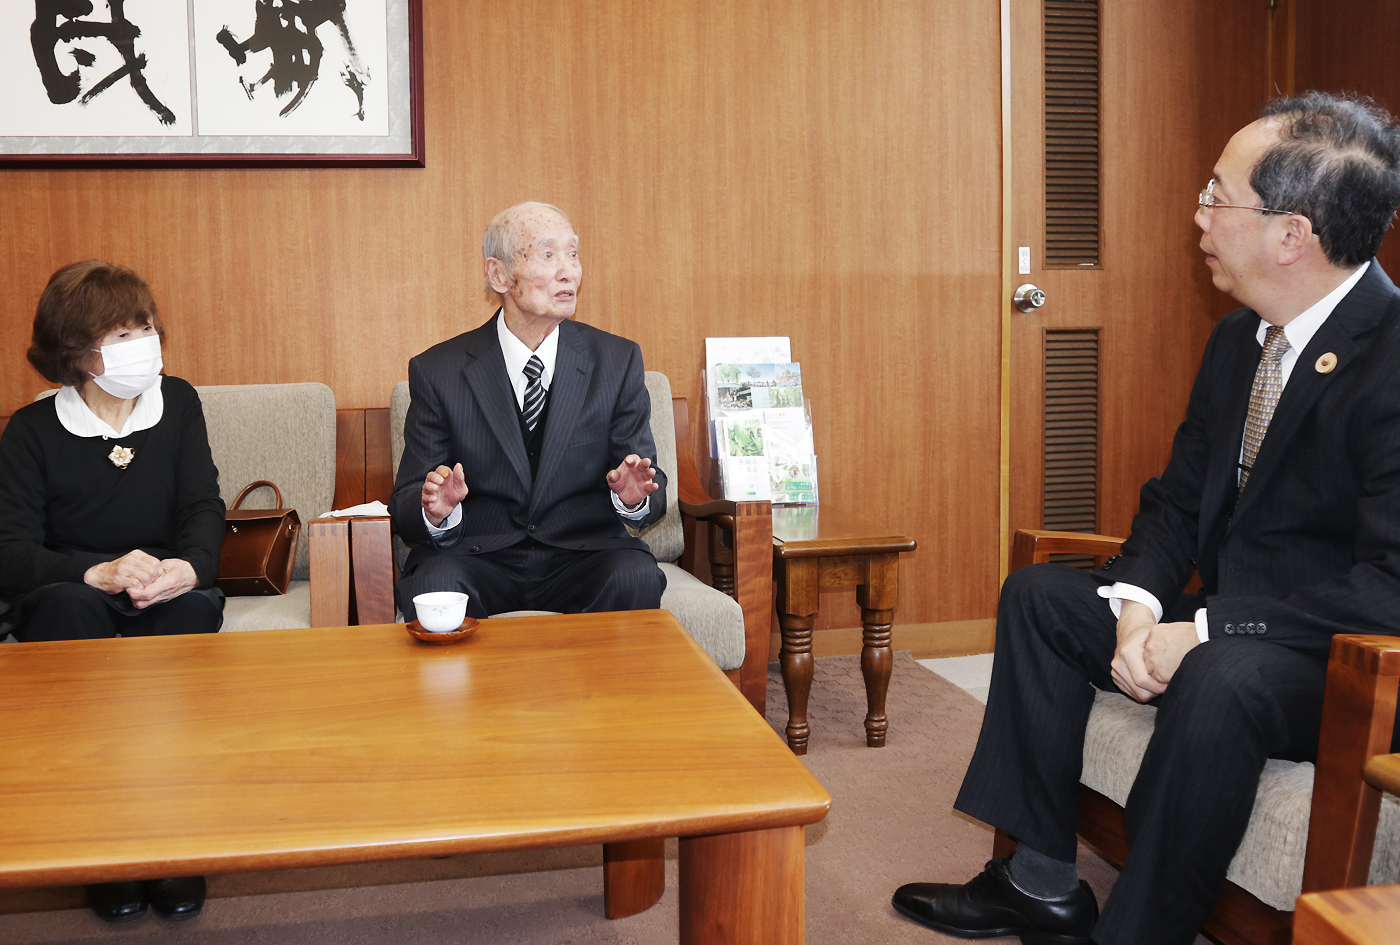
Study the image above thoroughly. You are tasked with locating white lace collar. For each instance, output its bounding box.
[53,377,164,440]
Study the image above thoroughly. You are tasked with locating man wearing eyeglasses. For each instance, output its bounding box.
[894,92,1400,945]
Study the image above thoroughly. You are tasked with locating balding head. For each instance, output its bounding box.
[482,202,575,300]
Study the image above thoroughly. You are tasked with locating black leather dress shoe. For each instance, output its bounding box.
[146,876,206,920]
[892,857,1097,945]
[87,881,148,923]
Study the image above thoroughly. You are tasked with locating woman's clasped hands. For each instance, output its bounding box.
[83,550,198,608]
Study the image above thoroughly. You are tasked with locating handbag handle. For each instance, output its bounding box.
[231,480,284,510]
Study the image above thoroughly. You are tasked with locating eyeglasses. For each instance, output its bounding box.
[1198,179,1291,215]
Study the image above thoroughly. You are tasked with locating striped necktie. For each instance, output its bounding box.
[1239,325,1290,489]
[522,355,546,431]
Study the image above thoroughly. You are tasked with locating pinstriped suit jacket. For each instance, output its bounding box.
[1105,261,1400,658]
[388,312,667,572]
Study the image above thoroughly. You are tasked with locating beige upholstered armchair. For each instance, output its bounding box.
[995,529,1400,945]
[325,371,774,713]
[199,382,337,633]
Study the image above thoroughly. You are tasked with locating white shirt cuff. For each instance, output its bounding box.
[1096,582,1164,622]
[1194,607,1210,644]
[424,503,462,537]
[612,492,650,520]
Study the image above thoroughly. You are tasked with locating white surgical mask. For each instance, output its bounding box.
[90,334,163,400]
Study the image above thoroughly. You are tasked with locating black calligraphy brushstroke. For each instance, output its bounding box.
[30,0,176,125]
[217,0,369,120]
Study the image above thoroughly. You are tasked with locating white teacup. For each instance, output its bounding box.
[413,592,470,632]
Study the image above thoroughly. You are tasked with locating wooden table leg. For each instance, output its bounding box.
[776,558,819,756]
[679,826,805,945]
[603,837,665,919]
[856,553,899,748]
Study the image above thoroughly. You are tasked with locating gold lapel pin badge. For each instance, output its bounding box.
[1315,352,1338,374]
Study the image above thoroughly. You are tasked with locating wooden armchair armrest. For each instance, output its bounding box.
[349,516,397,625]
[671,397,773,713]
[308,518,350,627]
[305,515,397,628]
[1302,634,1400,892]
[1010,529,1128,572]
[1364,753,1400,796]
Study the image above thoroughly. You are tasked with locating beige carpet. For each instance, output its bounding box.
[0,653,1190,944]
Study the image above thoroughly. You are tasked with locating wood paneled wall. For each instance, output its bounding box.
[0,0,1003,629]
[1294,0,1400,280]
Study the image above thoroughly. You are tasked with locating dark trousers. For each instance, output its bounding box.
[954,563,1331,945]
[11,582,223,642]
[397,544,666,621]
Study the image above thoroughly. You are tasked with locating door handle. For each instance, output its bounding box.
[1013,284,1047,313]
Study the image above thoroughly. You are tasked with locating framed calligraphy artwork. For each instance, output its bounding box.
[0,0,423,167]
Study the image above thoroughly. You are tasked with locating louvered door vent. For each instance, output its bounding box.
[1045,0,1100,267]
[1044,329,1099,569]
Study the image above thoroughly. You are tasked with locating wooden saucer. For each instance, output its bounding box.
[405,617,479,644]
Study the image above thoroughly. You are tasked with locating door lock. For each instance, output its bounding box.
[1013,284,1047,313]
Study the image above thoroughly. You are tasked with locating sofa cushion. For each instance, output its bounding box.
[1081,688,1400,911]
[658,563,745,671]
[220,581,312,633]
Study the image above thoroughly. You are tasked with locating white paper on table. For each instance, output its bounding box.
[323,501,390,517]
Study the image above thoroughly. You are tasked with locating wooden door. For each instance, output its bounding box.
[1003,0,1273,572]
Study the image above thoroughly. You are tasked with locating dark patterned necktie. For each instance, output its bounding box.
[522,355,546,431]
[1240,325,1290,489]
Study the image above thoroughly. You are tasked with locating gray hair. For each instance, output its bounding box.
[481,201,573,300]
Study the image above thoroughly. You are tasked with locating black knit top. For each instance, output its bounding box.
[0,376,225,598]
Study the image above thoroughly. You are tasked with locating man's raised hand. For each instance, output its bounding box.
[422,463,468,527]
[606,454,658,508]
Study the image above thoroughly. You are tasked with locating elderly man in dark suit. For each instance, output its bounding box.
[894,93,1400,945]
[390,201,667,620]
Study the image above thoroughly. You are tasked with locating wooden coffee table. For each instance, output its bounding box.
[1295,884,1400,944]
[0,611,830,944]
[772,506,916,754]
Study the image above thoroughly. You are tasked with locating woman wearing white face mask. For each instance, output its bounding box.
[0,260,220,923]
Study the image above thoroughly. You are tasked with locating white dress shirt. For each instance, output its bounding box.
[1098,261,1370,642]
[425,314,650,537]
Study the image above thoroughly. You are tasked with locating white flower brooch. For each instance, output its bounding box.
[108,445,134,468]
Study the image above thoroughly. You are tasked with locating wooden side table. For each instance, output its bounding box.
[772,506,916,754]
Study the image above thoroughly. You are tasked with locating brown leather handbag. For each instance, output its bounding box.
[216,481,301,596]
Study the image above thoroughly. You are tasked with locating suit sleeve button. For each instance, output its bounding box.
[1245,622,1255,633]
[471,545,481,553]
[1224,624,1235,634]
[1102,555,1120,570]
[1258,622,1267,633]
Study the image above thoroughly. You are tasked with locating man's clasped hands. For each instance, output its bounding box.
[1111,599,1201,702]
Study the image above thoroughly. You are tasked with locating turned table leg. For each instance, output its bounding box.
[679,826,805,944]
[856,553,899,748]
[603,837,665,919]
[776,557,819,755]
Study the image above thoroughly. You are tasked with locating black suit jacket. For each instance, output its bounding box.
[389,313,667,571]
[1106,261,1400,657]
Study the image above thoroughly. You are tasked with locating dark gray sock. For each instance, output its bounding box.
[1007,845,1079,899]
